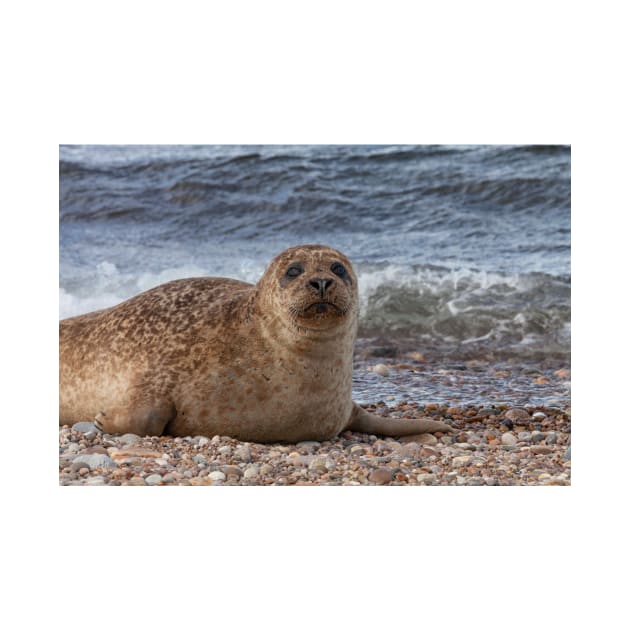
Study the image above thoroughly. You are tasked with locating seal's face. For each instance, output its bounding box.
[259,244,359,333]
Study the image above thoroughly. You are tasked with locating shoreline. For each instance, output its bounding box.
[59,400,570,486]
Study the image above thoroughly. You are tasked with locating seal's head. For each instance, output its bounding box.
[256,244,359,337]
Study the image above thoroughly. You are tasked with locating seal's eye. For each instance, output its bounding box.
[285,265,303,279]
[331,263,347,278]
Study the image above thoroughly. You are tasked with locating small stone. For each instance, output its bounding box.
[260,464,273,475]
[72,422,98,434]
[532,411,547,419]
[505,408,530,423]
[296,441,321,450]
[452,455,473,467]
[124,476,147,486]
[416,473,435,485]
[145,474,163,485]
[243,465,260,479]
[545,432,558,445]
[530,445,553,455]
[110,449,163,460]
[222,465,243,478]
[234,446,252,462]
[119,433,141,446]
[372,363,390,377]
[368,468,393,484]
[72,454,117,469]
[198,437,210,446]
[420,446,439,457]
[218,446,232,455]
[501,432,518,446]
[518,431,532,442]
[349,445,366,455]
[193,454,207,464]
[531,432,546,444]
[208,471,226,482]
[309,458,329,473]
[564,446,571,461]
[400,433,438,445]
[66,443,80,453]
[400,443,421,458]
[86,476,106,486]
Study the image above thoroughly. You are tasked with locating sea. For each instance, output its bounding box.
[59,145,571,407]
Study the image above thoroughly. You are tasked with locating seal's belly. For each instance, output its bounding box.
[168,366,353,442]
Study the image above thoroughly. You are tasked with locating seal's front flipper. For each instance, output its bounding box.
[347,402,452,436]
[93,402,175,436]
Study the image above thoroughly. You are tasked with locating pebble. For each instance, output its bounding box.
[400,433,438,445]
[234,446,252,462]
[72,422,98,434]
[416,473,435,485]
[372,363,390,377]
[501,432,518,446]
[452,455,473,467]
[72,454,117,469]
[368,468,393,484]
[530,446,553,455]
[198,437,210,446]
[218,446,232,455]
[532,411,547,419]
[243,465,260,479]
[119,433,141,445]
[208,471,226,482]
[86,476,106,485]
[505,408,530,422]
[222,465,243,478]
[297,441,321,450]
[145,474,163,485]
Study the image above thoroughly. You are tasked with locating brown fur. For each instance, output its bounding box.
[59,244,451,441]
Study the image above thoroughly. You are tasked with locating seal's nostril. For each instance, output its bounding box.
[309,277,334,296]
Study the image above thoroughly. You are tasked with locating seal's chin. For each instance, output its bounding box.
[303,301,344,316]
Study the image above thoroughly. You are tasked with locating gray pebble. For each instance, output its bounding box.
[72,422,98,434]
[119,433,141,446]
[564,446,571,460]
[243,465,259,479]
[235,446,252,462]
[218,446,232,455]
[501,432,518,446]
[193,454,207,464]
[198,437,210,446]
[208,471,226,482]
[545,432,558,445]
[297,441,321,450]
[86,476,106,486]
[145,474,163,485]
[72,454,117,469]
[66,443,80,453]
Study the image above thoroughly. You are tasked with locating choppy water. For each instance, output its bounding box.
[60,144,570,363]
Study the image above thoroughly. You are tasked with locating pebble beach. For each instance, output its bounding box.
[59,363,570,486]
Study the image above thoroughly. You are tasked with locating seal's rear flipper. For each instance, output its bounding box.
[347,402,452,436]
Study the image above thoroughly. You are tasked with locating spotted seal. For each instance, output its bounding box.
[59,244,451,442]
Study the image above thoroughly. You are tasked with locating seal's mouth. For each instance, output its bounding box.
[304,301,343,315]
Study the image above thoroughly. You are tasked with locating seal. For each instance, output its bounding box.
[59,244,452,442]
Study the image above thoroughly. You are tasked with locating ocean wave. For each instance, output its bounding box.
[59,260,570,359]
